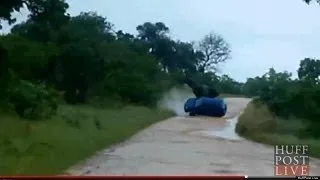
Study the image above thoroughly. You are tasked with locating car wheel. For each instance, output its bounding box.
[189,112,196,116]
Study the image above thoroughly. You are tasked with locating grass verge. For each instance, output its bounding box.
[235,101,320,158]
[0,105,174,175]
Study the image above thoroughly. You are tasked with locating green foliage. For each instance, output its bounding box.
[242,59,320,139]
[0,0,238,120]
[298,58,320,85]
[1,0,319,172]
[0,34,59,80]
[4,0,320,174]
[0,105,174,175]
[236,101,320,158]
[8,79,60,120]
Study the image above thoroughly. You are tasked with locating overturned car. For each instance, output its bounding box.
[184,97,227,117]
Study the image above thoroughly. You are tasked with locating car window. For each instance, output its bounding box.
[195,99,202,107]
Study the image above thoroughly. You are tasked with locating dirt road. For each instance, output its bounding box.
[67,97,320,176]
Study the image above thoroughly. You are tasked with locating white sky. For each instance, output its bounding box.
[2,0,320,82]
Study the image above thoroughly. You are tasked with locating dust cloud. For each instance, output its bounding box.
[157,85,195,116]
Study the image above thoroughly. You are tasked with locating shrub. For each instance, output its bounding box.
[8,79,61,120]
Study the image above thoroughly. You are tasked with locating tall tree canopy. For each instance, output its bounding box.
[0,0,236,119]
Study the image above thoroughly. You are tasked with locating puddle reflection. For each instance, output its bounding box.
[203,116,242,140]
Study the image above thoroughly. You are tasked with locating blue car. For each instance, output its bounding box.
[184,97,227,117]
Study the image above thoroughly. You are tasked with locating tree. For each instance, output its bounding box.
[298,58,320,85]
[53,12,114,103]
[116,30,148,54]
[0,34,58,80]
[1,0,241,119]
[136,22,169,42]
[0,0,26,29]
[172,41,198,74]
[0,0,69,31]
[196,32,231,72]
[136,22,174,72]
[10,0,70,43]
[0,43,9,103]
[304,0,320,4]
[217,74,243,94]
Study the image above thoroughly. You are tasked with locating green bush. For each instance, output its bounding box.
[241,65,320,139]
[8,80,61,120]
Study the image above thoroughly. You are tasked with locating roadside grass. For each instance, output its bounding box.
[0,105,174,175]
[235,101,320,158]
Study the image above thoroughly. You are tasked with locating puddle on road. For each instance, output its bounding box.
[189,116,243,141]
[204,116,242,141]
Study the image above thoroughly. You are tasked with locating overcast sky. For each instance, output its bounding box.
[2,0,320,82]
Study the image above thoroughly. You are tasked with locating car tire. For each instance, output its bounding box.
[189,112,196,116]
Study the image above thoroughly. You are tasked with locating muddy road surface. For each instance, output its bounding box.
[67,97,320,176]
